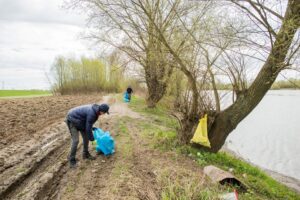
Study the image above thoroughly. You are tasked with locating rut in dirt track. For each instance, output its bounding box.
[0,122,71,200]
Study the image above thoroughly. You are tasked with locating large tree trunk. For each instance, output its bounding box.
[144,60,173,108]
[178,117,198,144]
[207,0,300,152]
[144,19,173,108]
[145,74,168,108]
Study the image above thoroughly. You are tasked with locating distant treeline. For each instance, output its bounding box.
[213,79,300,90]
[51,56,128,94]
[271,79,300,89]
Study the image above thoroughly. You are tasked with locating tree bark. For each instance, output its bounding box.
[144,15,173,108]
[178,117,198,144]
[145,73,168,108]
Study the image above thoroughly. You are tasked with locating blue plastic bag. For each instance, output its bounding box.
[93,128,115,156]
[123,92,130,102]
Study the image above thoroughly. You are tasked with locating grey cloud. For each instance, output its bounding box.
[0,0,86,26]
[0,0,95,89]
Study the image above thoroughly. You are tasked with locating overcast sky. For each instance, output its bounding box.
[0,0,96,89]
[0,0,298,90]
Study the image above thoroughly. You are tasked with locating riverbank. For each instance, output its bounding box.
[222,90,300,190]
[222,145,300,193]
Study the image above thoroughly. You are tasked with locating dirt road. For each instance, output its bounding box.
[0,95,204,200]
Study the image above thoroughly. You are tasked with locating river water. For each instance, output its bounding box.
[222,90,300,180]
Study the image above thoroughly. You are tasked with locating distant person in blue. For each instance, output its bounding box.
[126,86,133,101]
[65,103,109,168]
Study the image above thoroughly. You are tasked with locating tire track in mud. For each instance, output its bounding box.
[0,121,71,200]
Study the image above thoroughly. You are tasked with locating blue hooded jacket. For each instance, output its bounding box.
[66,104,109,141]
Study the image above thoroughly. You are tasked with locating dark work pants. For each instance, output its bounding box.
[65,120,89,161]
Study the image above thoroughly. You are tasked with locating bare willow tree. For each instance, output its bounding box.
[68,0,193,107]
[52,56,66,94]
[133,0,235,144]
[137,0,300,152]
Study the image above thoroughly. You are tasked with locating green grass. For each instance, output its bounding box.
[137,120,177,150]
[128,95,179,128]
[180,147,300,200]
[0,90,51,98]
[110,117,135,194]
[160,173,205,200]
[129,95,300,200]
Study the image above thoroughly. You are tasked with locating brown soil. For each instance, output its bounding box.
[0,95,104,148]
[0,95,205,200]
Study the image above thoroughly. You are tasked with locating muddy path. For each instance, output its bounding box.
[0,95,205,200]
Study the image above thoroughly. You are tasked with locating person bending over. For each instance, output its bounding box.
[65,103,109,168]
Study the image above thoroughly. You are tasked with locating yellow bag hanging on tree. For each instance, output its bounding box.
[190,114,211,148]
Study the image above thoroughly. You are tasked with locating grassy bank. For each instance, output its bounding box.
[0,90,51,98]
[127,95,300,200]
